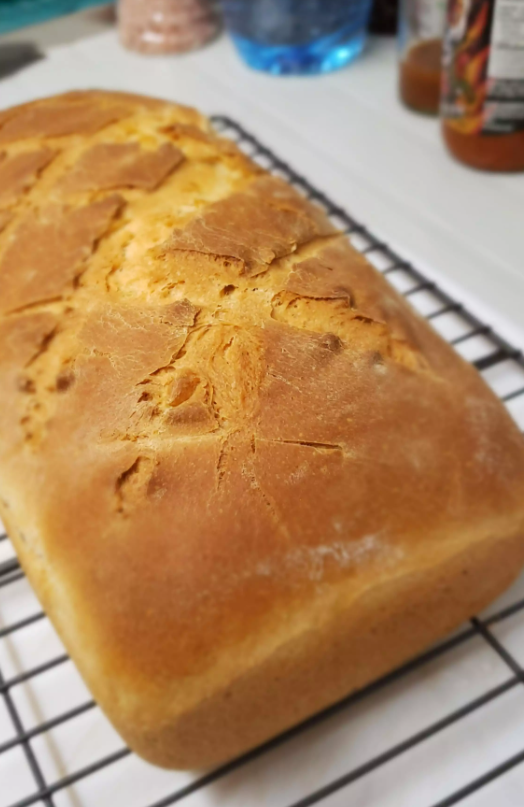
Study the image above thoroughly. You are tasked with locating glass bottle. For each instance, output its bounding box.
[441,0,524,171]
[218,0,375,75]
[399,0,447,113]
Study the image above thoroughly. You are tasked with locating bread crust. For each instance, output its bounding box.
[0,90,523,769]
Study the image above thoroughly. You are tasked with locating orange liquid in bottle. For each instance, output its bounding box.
[443,122,524,172]
[400,38,442,115]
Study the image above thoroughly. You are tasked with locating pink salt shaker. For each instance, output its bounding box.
[119,0,220,55]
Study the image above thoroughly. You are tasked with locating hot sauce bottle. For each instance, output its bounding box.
[441,0,524,170]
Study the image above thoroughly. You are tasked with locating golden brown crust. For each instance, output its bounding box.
[0,98,131,144]
[0,195,125,314]
[167,175,336,276]
[0,147,57,207]
[0,209,13,233]
[0,90,523,769]
[126,527,524,768]
[57,141,185,193]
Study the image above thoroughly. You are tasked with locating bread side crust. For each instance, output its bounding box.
[3,486,523,768]
[146,525,524,769]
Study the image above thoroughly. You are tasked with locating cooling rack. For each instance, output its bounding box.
[1,116,524,807]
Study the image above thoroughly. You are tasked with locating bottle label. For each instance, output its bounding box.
[441,0,524,134]
[415,0,448,39]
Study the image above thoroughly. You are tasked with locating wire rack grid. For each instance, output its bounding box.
[1,117,524,807]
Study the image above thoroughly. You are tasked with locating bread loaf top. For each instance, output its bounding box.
[0,91,523,762]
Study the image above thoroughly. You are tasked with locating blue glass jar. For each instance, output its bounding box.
[219,0,373,75]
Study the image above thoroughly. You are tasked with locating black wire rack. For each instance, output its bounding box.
[1,116,524,807]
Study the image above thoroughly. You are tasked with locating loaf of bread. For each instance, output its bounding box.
[1,91,523,770]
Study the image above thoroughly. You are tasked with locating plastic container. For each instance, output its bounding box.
[119,0,220,55]
[399,0,447,114]
[219,0,374,75]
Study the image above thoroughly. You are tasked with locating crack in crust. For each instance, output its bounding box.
[115,456,158,515]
